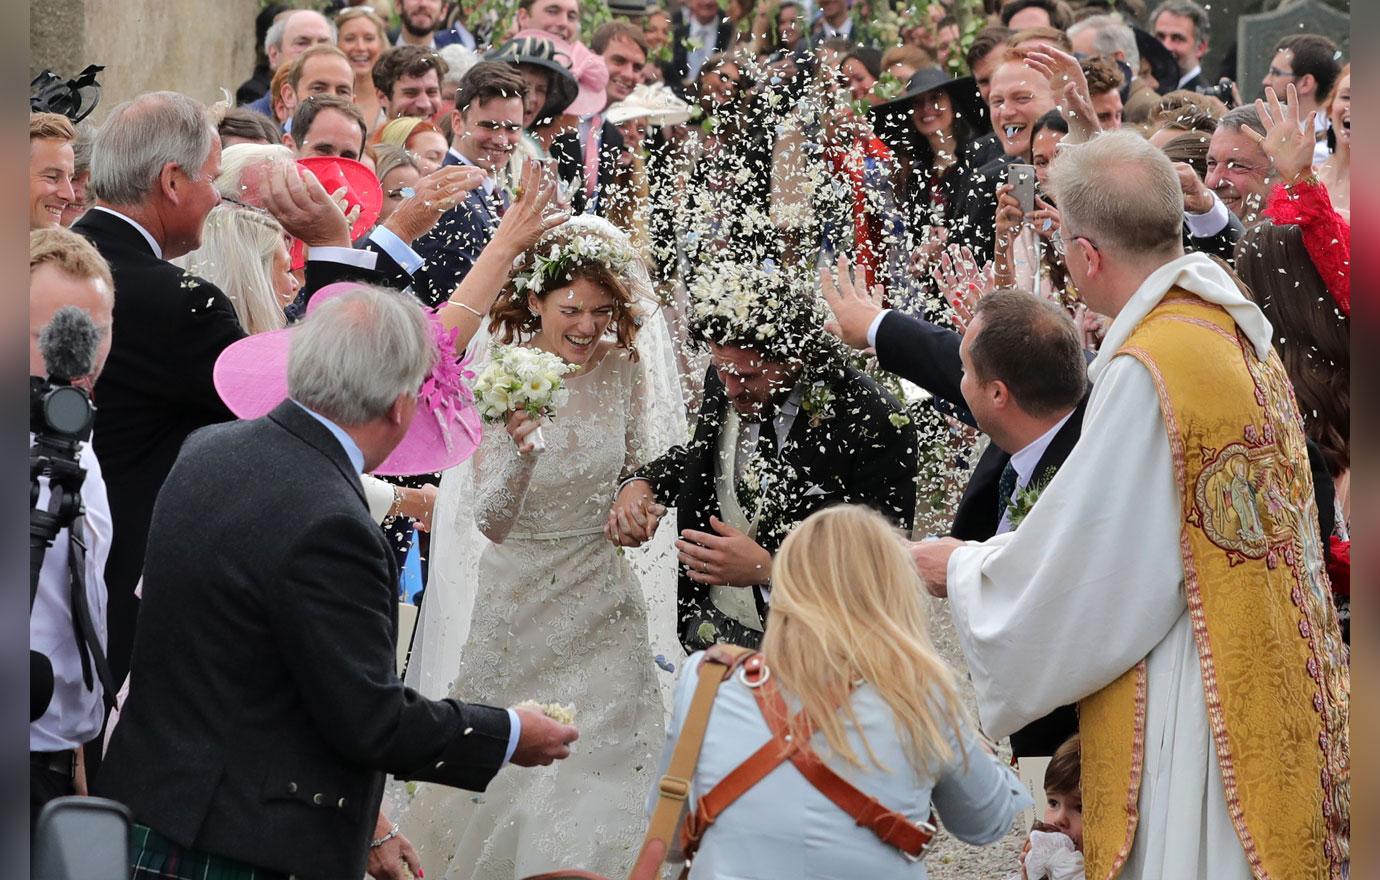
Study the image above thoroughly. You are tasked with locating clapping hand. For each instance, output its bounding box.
[1023,47,1100,142]
[1247,83,1317,185]
[605,479,667,547]
[678,516,773,586]
[934,244,994,334]
[821,254,884,351]
[384,165,486,243]
[258,161,351,248]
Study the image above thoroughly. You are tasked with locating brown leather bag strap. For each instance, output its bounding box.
[629,644,754,880]
[752,679,938,860]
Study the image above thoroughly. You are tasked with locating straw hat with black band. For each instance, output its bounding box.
[486,35,581,124]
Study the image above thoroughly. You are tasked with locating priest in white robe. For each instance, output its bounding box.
[911,128,1347,879]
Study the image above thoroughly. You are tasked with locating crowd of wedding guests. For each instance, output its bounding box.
[29,0,1350,876]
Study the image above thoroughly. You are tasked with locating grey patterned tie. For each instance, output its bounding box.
[996,459,1019,523]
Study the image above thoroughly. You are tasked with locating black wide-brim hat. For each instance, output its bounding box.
[870,67,992,142]
[487,36,581,122]
[1132,24,1181,96]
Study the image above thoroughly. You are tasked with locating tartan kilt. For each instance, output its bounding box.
[130,824,292,880]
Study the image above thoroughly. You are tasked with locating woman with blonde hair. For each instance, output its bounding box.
[337,6,390,132]
[374,116,449,174]
[175,206,295,335]
[650,504,1029,877]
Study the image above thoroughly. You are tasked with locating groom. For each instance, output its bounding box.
[607,266,918,651]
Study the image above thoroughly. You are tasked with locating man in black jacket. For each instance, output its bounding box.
[665,0,735,97]
[824,267,1086,758]
[97,286,576,880]
[75,91,385,689]
[608,268,917,652]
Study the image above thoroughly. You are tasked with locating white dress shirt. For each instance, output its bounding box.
[1183,188,1231,238]
[994,410,1073,535]
[815,15,853,40]
[1177,64,1202,89]
[30,438,114,752]
[686,16,720,81]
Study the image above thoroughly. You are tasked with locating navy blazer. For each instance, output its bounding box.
[406,151,503,307]
[96,401,510,879]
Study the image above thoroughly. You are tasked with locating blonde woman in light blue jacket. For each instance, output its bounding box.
[650,504,1029,878]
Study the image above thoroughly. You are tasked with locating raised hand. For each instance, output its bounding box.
[677,516,773,586]
[934,244,994,334]
[821,254,884,351]
[509,705,579,766]
[259,161,351,248]
[605,479,667,548]
[1023,47,1100,142]
[1248,83,1317,185]
[490,157,570,256]
[383,164,486,244]
[1173,161,1214,215]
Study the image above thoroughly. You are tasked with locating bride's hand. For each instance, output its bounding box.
[506,410,543,456]
[606,479,666,547]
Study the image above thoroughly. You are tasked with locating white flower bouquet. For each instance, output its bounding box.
[471,344,576,453]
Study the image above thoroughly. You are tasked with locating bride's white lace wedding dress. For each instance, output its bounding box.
[396,342,682,879]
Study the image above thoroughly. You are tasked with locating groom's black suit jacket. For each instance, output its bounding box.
[75,208,379,691]
[95,401,510,880]
[636,364,918,652]
[875,309,1084,758]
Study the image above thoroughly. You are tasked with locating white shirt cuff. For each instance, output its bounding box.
[1183,190,1230,239]
[306,245,378,270]
[866,309,892,349]
[368,226,424,275]
[503,708,521,765]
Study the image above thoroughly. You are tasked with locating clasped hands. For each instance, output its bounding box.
[605,481,772,586]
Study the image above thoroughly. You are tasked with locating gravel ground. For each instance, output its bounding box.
[922,593,1026,880]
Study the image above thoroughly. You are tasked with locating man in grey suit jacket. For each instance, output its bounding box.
[96,286,577,880]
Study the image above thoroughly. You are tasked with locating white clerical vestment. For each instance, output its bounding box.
[945,253,1279,879]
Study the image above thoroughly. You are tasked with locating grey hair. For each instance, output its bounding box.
[1218,104,1266,138]
[1150,0,1209,44]
[287,285,437,425]
[89,92,216,206]
[1067,14,1139,72]
[266,10,338,57]
[71,122,96,175]
[1049,130,1183,258]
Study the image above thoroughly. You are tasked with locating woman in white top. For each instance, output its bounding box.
[653,504,1029,878]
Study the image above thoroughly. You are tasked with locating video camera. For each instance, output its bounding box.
[30,307,100,721]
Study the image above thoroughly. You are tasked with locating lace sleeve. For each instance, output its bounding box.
[1264,179,1351,316]
[469,428,538,544]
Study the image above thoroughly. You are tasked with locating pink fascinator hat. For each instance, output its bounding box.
[213,283,483,476]
[512,29,609,118]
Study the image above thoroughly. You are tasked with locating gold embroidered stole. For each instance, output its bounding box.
[1079,292,1349,880]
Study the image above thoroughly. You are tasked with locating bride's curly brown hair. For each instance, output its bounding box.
[488,254,642,360]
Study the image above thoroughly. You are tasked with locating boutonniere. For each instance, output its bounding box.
[1007,467,1056,529]
[801,381,837,427]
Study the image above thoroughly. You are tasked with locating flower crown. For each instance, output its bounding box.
[510,231,637,300]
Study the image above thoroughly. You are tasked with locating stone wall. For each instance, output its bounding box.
[30,0,259,123]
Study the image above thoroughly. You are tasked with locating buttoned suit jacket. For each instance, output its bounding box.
[95,401,510,880]
[635,364,918,652]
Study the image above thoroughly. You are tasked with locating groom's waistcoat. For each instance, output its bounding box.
[1078,292,1349,880]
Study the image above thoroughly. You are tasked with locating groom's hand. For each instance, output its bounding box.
[606,480,667,547]
[678,516,773,586]
[366,812,422,880]
[821,254,883,352]
[509,707,579,767]
[909,537,963,598]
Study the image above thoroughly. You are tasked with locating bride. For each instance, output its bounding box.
[396,216,686,878]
